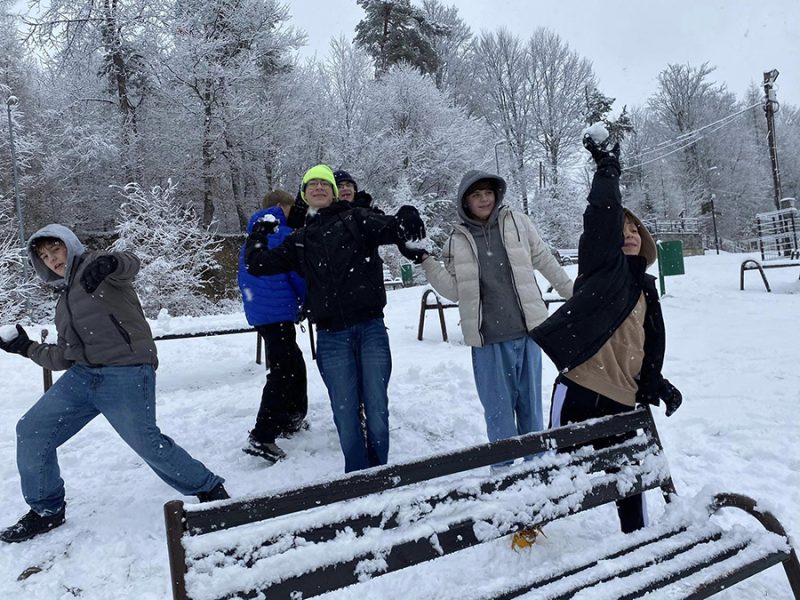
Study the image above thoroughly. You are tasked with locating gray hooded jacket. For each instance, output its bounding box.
[421,170,573,347]
[25,224,158,370]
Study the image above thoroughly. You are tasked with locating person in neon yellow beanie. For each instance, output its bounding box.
[300,164,339,206]
[244,164,426,472]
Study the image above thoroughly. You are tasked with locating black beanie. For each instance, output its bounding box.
[333,170,358,191]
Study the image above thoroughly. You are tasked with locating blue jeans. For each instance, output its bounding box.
[471,336,543,447]
[316,319,391,473]
[16,364,223,515]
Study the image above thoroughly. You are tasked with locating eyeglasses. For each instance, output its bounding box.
[306,179,333,190]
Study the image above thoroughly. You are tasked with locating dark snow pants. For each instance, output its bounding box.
[549,375,647,534]
[251,322,307,443]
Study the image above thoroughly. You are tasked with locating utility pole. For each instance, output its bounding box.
[763,70,782,210]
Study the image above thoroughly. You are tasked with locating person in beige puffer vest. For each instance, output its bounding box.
[416,171,573,466]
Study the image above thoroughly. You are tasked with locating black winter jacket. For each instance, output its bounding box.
[245,202,402,331]
[530,163,667,407]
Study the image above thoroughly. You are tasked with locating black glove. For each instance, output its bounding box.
[396,205,425,241]
[80,255,119,293]
[398,243,429,264]
[286,191,308,229]
[583,133,621,175]
[250,217,279,239]
[658,378,683,417]
[0,324,33,356]
[353,190,373,209]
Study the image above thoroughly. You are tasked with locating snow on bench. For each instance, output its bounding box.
[162,407,800,600]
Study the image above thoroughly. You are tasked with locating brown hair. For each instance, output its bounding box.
[32,237,63,252]
[262,189,294,209]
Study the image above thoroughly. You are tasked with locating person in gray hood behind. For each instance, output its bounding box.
[0,224,228,544]
[413,171,573,468]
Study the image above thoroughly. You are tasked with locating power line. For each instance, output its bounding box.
[628,101,762,169]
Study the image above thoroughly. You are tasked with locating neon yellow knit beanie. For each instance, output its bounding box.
[300,164,339,203]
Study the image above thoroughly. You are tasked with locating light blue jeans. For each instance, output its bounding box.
[16,364,223,515]
[471,335,544,451]
[316,319,391,473]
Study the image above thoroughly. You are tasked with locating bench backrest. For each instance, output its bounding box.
[756,208,799,261]
[164,407,675,600]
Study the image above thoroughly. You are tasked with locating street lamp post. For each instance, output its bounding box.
[6,96,26,251]
[709,194,720,255]
[494,140,506,175]
[6,96,29,288]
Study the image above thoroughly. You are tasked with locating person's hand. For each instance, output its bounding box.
[251,216,279,239]
[0,324,33,356]
[396,205,425,241]
[80,255,119,293]
[398,243,429,265]
[353,190,373,208]
[658,378,682,417]
[583,133,621,175]
[286,191,308,229]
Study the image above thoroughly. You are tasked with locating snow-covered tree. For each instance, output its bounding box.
[0,200,37,323]
[111,180,221,317]
[468,29,536,214]
[355,0,441,77]
[526,28,596,189]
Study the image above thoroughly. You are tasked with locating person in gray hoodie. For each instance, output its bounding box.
[415,171,573,466]
[0,224,228,544]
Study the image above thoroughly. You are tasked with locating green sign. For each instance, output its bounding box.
[400,263,414,286]
[657,240,684,296]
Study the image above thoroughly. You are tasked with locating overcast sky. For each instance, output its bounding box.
[289,0,799,109]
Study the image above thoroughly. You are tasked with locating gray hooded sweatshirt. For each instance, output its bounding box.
[26,224,158,370]
[421,170,574,346]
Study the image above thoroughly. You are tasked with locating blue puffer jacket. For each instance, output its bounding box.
[238,207,305,326]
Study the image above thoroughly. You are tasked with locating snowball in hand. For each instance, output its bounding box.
[0,325,19,342]
[583,123,609,146]
[259,214,278,223]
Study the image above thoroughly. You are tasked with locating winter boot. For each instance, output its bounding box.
[196,483,230,503]
[243,436,286,464]
[279,416,310,438]
[0,504,66,543]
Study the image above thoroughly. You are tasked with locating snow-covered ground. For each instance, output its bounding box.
[0,251,798,599]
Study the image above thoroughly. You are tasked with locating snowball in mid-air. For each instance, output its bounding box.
[0,325,19,342]
[583,123,609,145]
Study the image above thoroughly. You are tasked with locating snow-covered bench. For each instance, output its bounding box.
[162,406,800,600]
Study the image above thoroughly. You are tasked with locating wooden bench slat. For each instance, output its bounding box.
[186,438,656,565]
[183,409,657,534]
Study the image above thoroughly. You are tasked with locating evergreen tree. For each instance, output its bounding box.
[354,0,440,77]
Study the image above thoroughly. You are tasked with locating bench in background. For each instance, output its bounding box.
[741,207,800,291]
[417,288,566,343]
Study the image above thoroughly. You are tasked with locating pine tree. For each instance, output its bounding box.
[354,0,440,77]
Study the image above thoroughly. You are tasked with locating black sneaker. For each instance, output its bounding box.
[1,504,66,543]
[243,437,286,464]
[196,483,230,503]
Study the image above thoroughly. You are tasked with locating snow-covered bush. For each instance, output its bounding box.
[0,204,38,324]
[112,180,221,318]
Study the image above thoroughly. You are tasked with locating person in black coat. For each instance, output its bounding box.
[244,164,425,473]
[531,133,682,533]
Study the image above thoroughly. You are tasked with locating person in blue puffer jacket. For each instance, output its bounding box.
[238,190,307,464]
